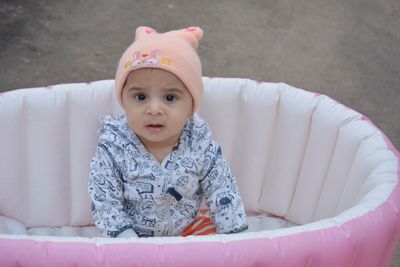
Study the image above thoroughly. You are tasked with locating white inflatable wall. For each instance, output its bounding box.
[0,78,399,267]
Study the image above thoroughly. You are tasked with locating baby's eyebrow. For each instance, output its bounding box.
[126,86,145,92]
[163,88,184,94]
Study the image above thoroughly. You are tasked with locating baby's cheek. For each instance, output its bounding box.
[126,117,141,132]
[172,106,192,123]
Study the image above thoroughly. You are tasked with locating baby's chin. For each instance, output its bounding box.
[136,131,180,148]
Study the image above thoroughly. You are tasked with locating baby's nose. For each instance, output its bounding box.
[147,99,164,115]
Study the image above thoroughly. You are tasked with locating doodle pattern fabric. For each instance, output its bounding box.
[88,114,248,237]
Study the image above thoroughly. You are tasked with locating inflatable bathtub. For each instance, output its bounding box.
[0,78,399,267]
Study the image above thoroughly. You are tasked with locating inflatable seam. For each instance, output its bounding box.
[25,90,38,226]
[309,99,341,222]
[257,83,282,212]
[287,94,321,222]
[257,83,281,213]
[66,89,72,225]
[22,93,33,225]
[334,124,376,215]
[312,109,360,221]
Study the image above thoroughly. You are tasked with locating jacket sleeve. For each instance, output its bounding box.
[88,143,133,237]
[199,140,248,234]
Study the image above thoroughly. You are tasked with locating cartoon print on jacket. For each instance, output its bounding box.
[88,114,248,237]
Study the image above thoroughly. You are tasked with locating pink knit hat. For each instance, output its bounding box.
[115,26,204,112]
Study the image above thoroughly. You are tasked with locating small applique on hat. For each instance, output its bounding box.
[124,50,163,70]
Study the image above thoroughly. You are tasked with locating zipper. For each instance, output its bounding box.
[129,127,184,236]
[159,149,179,236]
[166,155,176,236]
[167,197,173,236]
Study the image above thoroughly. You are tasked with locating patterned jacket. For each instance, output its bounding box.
[88,114,248,237]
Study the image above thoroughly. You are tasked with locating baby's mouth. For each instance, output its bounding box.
[146,123,165,132]
[147,124,163,128]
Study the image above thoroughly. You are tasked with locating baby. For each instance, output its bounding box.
[88,26,248,238]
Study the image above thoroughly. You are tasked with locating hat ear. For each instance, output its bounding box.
[135,26,157,40]
[176,26,204,49]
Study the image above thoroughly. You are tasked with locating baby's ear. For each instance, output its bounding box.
[176,26,204,49]
[135,26,157,40]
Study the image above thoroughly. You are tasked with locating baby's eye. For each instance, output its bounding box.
[164,95,177,102]
[135,94,147,101]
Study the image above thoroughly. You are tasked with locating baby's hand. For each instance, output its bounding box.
[117,228,138,238]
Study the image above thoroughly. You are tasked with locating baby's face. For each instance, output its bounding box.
[121,68,193,150]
